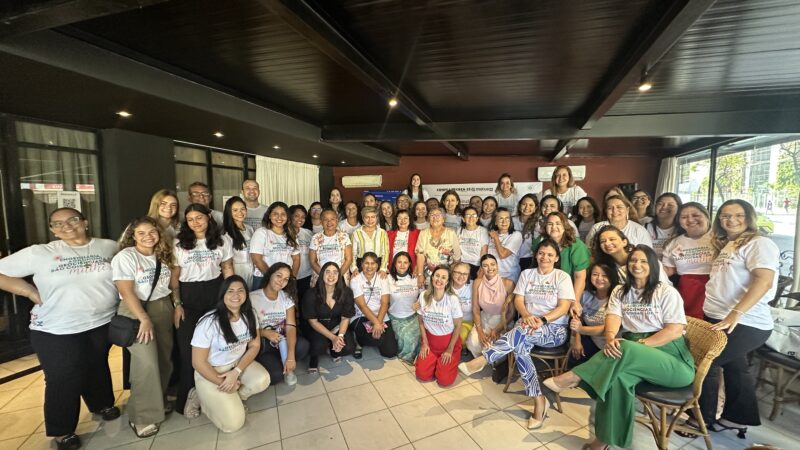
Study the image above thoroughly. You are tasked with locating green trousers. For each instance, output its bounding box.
[572,334,695,448]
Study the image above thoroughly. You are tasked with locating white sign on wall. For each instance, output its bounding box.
[426,182,543,205]
[537,165,586,182]
[57,191,82,212]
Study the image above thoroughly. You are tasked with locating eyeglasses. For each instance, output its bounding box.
[453,271,470,277]
[464,214,478,218]
[631,196,648,201]
[190,192,211,198]
[310,207,323,212]
[720,214,746,221]
[496,217,511,222]
[50,216,82,229]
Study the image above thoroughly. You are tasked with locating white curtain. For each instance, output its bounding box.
[256,155,320,206]
[655,157,678,197]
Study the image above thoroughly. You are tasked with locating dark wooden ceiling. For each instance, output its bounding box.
[1,0,799,165]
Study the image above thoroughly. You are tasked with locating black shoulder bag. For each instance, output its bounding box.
[109,259,162,347]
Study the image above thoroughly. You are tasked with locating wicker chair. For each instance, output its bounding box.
[634,317,728,450]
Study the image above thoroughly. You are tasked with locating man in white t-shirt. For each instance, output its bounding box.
[187,182,224,226]
[242,179,268,229]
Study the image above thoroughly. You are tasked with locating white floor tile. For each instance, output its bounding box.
[327,383,386,421]
[411,426,480,450]
[434,383,499,424]
[339,409,409,450]
[373,373,430,407]
[461,410,544,450]
[319,360,371,392]
[150,423,217,450]
[216,408,280,449]
[389,396,457,442]
[0,407,43,441]
[277,394,337,438]
[275,371,326,405]
[281,423,347,450]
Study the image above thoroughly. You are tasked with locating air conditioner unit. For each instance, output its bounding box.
[537,165,586,182]
[341,175,383,188]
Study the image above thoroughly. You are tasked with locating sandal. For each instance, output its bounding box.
[353,347,363,359]
[55,434,81,450]
[675,417,701,438]
[129,421,160,438]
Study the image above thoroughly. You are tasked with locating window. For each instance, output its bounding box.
[675,149,712,205]
[174,145,253,212]
[15,121,103,245]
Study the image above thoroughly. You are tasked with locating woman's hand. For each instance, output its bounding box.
[284,359,296,373]
[570,302,583,318]
[488,230,499,240]
[331,335,345,352]
[416,273,425,288]
[570,318,583,333]
[603,338,623,359]
[570,342,585,359]
[351,269,360,279]
[419,342,430,359]
[371,321,385,339]
[710,310,742,334]
[411,301,421,312]
[23,287,42,305]
[137,318,154,345]
[173,305,184,329]
[521,315,540,330]
[441,349,453,365]
[217,370,240,393]
[263,329,282,344]
[378,270,388,279]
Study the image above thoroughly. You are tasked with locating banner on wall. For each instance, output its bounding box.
[427,182,543,205]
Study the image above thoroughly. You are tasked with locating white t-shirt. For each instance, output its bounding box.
[337,219,360,236]
[111,247,172,301]
[388,274,420,319]
[608,283,686,333]
[415,221,430,231]
[417,292,463,336]
[210,210,225,227]
[0,239,118,335]
[458,227,489,265]
[392,230,410,256]
[585,220,654,249]
[312,224,324,234]
[542,186,588,215]
[495,192,519,216]
[192,313,255,366]
[310,232,351,268]
[244,204,268,230]
[646,223,675,259]
[403,188,430,203]
[295,228,313,279]
[513,216,534,259]
[350,272,391,321]
[444,214,461,230]
[616,261,672,286]
[454,283,473,321]
[229,225,254,266]
[705,237,778,330]
[661,233,715,275]
[579,291,610,348]
[513,268,575,325]
[249,228,300,277]
[488,231,523,281]
[479,217,492,228]
[577,220,594,242]
[250,289,295,332]
[174,235,234,282]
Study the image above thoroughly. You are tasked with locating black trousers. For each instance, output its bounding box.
[699,316,772,425]
[567,334,602,368]
[307,324,356,358]
[176,277,222,414]
[255,335,310,384]
[30,324,115,437]
[352,317,398,357]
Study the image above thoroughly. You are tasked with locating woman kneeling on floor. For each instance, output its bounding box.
[415,265,464,386]
[543,245,695,450]
[187,275,270,433]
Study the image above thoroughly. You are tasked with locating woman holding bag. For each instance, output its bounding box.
[112,217,175,438]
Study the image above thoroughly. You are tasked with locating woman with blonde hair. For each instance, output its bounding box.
[113,216,175,437]
[541,165,587,215]
[146,189,180,240]
[495,173,519,215]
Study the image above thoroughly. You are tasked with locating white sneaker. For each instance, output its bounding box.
[285,371,298,386]
[183,387,201,418]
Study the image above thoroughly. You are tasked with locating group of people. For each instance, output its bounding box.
[0,167,780,450]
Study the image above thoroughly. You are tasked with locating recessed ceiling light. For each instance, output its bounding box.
[213,131,224,138]
[638,81,652,92]
[312,154,318,158]
[341,160,346,164]
[273,145,280,150]
[116,111,132,118]
[388,98,398,108]
[565,153,571,158]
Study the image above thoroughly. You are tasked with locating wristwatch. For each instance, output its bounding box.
[540,316,549,324]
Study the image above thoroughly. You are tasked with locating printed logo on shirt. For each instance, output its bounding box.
[423,307,450,328]
[218,330,252,353]
[51,255,111,274]
[711,250,734,274]
[136,265,169,286]
[183,248,222,267]
[672,245,715,265]
[259,310,287,332]
[620,299,661,322]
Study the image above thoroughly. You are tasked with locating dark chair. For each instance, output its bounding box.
[756,294,800,420]
[504,340,570,413]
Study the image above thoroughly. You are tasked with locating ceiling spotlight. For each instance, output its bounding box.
[565,153,571,158]
[638,70,653,92]
[116,111,132,118]
[273,145,280,150]
[341,160,346,164]
[213,131,224,138]
[312,154,318,158]
[388,98,398,108]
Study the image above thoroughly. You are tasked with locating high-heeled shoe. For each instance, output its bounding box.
[527,398,550,429]
[543,375,579,393]
[580,444,608,450]
[458,361,484,377]
[715,418,747,439]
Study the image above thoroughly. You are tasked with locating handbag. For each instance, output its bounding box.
[765,305,800,360]
[109,259,162,347]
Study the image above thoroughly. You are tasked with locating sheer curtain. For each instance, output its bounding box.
[256,156,320,206]
[655,157,678,197]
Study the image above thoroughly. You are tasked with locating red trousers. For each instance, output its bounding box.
[677,274,709,319]
[415,330,462,387]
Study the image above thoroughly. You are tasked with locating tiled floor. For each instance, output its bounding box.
[0,346,798,449]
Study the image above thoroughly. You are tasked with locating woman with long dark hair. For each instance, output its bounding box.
[646,193,682,258]
[487,208,522,282]
[222,196,254,289]
[568,262,619,367]
[327,187,345,220]
[172,203,234,417]
[403,173,431,203]
[351,252,398,358]
[188,275,269,432]
[338,200,361,236]
[592,225,671,284]
[288,204,314,301]
[302,262,356,373]
[572,196,600,241]
[514,194,538,270]
[249,201,300,289]
[387,251,421,364]
[440,189,463,230]
[416,266,464,386]
[544,246,694,450]
[388,209,419,270]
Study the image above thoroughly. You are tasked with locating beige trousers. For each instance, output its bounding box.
[465,312,504,357]
[193,360,270,432]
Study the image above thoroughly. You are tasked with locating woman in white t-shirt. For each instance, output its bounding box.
[403,173,431,203]
[541,165,587,215]
[645,193,681,259]
[310,209,353,287]
[379,201,395,231]
[545,245,694,450]
[631,190,654,225]
[572,196,600,242]
[252,263,310,387]
[413,201,429,231]
[289,205,314,301]
[586,195,653,248]
[662,202,716,319]
[146,188,180,241]
[113,216,175,438]
[479,196,497,228]
[416,266,464,386]
[338,201,361,236]
[395,193,412,212]
[487,208,523,282]
[306,202,324,234]
[222,197,255,289]
[568,263,619,367]
[514,194,538,271]
[327,187,345,221]
[592,225,671,285]
[388,252,421,364]
[351,252,398,359]
[188,275,269,432]
[249,201,300,290]
[494,173,519,215]
[697,199,778,436]
[440,190,462,230]
[458,207,489,279]
[460,239,574,429]
[172,203,235,416]
[0,208,120,449]
[450,262,474,348]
